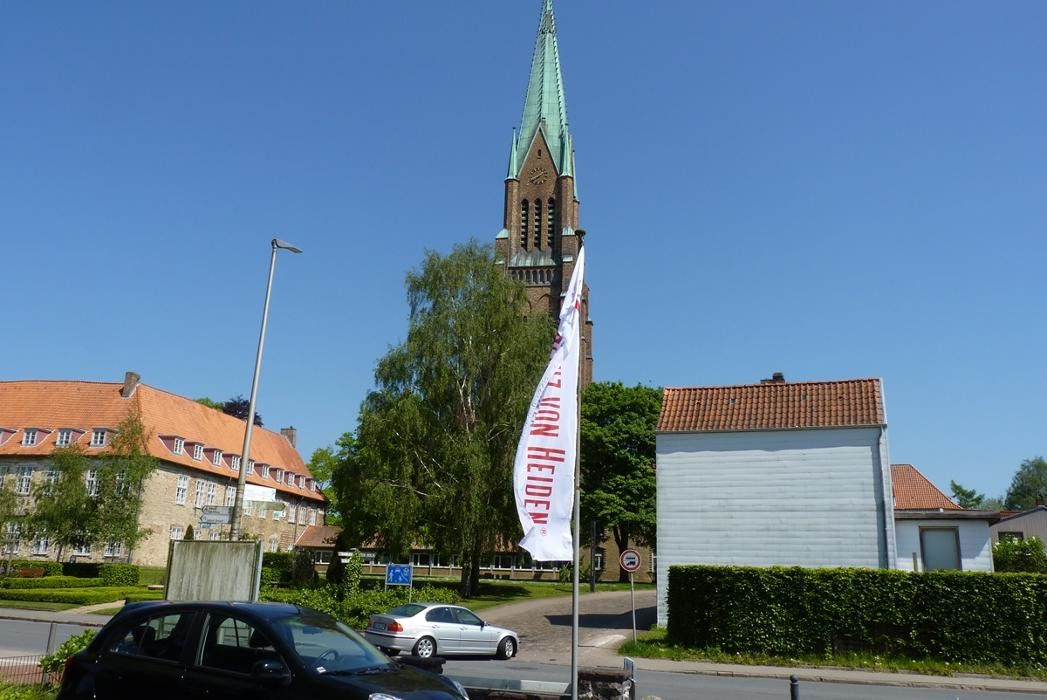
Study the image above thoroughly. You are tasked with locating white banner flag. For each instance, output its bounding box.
[514,246,585,561]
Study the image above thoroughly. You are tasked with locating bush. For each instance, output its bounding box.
[994,537,1047,573]
[62,562,101,579]
[0,560,62,577]
[262,552,293,584]
[667,565,1047,665]
[260,567,282,588]
[40,629,96,674]
[292,550,317,586]
[262,583,460,629]
[0,586,145,605]
[100,564,139,586]
[0,681,56,700]
[0,576,107,590]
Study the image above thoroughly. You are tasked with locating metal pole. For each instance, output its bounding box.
[589,519,597,593]
[230,239,301,540]
[630,571,636,643]
[570,254,584,700]
[790,674,800,699]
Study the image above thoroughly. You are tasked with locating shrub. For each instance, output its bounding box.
[0,560,63,577]
[99,564,139,586]
[262,583,460,629]
[62,562,101,579]
[260,567,281,587]
[16,567,45,579]
[0,681,56,700]
[0,587,145,605]
[40,629,96,674]
[262,552,293,583]
[994,537,1047,573]
[291,550,317,586]
[667,565,1047,665]
[0,576,107,590]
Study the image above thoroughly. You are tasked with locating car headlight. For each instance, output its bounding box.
[369,694,404,700]
[451,679,470,699]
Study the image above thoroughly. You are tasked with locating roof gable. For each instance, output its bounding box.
[658,378,884,433]
[890,463,961,510]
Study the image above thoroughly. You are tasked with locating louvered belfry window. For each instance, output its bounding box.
[520,200,529,248]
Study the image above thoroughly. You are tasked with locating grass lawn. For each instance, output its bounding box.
[619,628,1047,682]
[0,600,80,612]
[138,566,166,586]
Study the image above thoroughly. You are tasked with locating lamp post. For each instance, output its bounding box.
[230,238,302,541]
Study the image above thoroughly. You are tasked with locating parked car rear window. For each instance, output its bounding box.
[389,604,426,617]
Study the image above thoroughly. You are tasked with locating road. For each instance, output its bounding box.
[0,619,94,657]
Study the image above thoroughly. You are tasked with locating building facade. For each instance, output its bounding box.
[494,0,593,386]
[0,373,325,567]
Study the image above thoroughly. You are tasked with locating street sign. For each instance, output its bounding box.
[619,549,642,573]
[200,507,233,525]
[385,564,413,587]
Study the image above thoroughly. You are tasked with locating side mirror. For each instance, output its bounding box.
[251,658,291,685]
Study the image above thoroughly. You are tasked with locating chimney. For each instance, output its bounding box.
[280,426,297,449]
[760,372,786,384]
[121,371,141,398]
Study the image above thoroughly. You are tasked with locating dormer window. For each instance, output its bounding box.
[285,472,294,486]
[274,468,284,482]
[262,465,271,480]
[22,429,38,447]
[173,438,185,455]
[91,429,107,447]
[212,450,224,467]
[230,456,241,472]
[297,475,305,489]
[248,459,255,475]
[55,429,73,447]
[192,444,204,461]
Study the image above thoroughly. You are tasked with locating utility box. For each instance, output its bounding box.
[165,540,263,601]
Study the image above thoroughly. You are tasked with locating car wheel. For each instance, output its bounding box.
[497,636,516,659]
[413,636,436,659]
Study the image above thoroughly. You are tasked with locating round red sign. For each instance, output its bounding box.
[619,549,641,573]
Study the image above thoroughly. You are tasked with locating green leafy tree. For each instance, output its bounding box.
[95,402,158,557]
[993,536,1047,573]
[331,241,551,596]
[579,382,661,582]
[23,445,97,561]
[194,397,224,411]
[949,480,986,509]
[1004,456,1047,511]
[307,442,345,524]
[223,395,263,427]
[184,524,195,541]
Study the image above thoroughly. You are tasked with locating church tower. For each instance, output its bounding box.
[495,0,593,385]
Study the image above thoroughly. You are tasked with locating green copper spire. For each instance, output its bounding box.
[506,129,519,180]
[512,0,571,179]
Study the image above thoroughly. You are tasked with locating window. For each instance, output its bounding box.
[920,527,962,571]
[114,472,127,496]
[2,523,20,555]
[547,198,556,247]
[173,438,184,455]
[314,550,332,564]
[209,530,220,541]
[194,481,205,508]
[268,536,279,553]
[201,615,274,675]
[230,456,241,472]
[213,450,224,467]
[309,508,317,526]
[272,504,282,521]
[533,199,542,247]
[298,475,305,489]
[520,200,529,248]
[285,472,294,486]
[175,476,188,505]
[21,429,37,447]
[109,612,193,662]
[225,485,236,506]
[15,466,32,495]
[248,460,255,475]
[32,535,49,556]
[104,541,122,558]
[298,508,307,526]
[85,469,99,497]
[55,429,72,447]
[192,444,203,461]
[206,483,217,506]
[262,465,271,480]
[287,503,296,523]
[91,429,106,447]
[170,526,183,540]
[73,543,91,556]
[999,531,1024,542]
[593,552,603,571]
[244,500,254,516]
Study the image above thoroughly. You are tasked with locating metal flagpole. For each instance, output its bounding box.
[570,246,584,700]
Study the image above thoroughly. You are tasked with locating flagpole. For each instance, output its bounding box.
[570,246,584,700]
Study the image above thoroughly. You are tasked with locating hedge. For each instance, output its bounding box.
[0,560,64,577]
[0,586,149,605]
[100,564,139,586]
[667,565,1047,665]
[0,576,107,590]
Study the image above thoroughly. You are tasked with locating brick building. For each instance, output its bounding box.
[494,0,593,386]
[0,372,325,567]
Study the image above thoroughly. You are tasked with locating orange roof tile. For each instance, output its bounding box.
[890,464,961,510]
[0,380,324,504]
[658,378,885,433]
[295,525,341,549]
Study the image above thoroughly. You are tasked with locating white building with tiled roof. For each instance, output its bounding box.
[654,373,895,626]
[0,372,326,566]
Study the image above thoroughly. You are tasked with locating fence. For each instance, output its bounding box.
[0,654,45,685]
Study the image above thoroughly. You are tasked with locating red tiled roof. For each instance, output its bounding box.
[890,464,961,510]
[296,525,341,548]
[658,378,884,433]
[0,380,324,504]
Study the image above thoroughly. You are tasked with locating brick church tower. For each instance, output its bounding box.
[494,0,593,386]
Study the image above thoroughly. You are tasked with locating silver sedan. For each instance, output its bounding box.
[364,603,519,660]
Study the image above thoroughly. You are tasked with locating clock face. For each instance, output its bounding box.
[528,166,549,185]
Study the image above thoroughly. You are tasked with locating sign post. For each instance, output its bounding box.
[385,564,414,602]
[619,549,642,643]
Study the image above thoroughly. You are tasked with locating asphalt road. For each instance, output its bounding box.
[0,619,93,657]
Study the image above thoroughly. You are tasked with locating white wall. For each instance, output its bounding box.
[655,426,893,626]
[895,519,994,572]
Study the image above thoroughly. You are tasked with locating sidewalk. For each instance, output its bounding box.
[0,605,113,628]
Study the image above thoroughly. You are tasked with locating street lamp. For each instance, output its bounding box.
[230,238,302,540]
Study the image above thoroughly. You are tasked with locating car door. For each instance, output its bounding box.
[423,606,460,654]
[452,608,497,654]
[181,612,291,700]
[93,610,196,700]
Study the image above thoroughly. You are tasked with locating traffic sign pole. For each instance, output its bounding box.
[619,548,642,644]
[630,571,636,643]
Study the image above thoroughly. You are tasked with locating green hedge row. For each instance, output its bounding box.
[100,564,139,586]
[0,576,107,590]
[667,566,1047,665]
[0,586,148,605]
[0,560,64,577]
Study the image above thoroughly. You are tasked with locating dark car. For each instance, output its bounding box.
[56,600,470,700]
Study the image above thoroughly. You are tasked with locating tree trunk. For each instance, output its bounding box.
[613,526,630,583]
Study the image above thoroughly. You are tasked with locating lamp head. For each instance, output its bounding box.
[272,238,303,254]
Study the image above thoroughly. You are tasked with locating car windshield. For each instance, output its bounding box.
[275,613,389,674]
[388,604,427,617]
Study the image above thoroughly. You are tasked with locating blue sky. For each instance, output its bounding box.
[2,1,1044,500]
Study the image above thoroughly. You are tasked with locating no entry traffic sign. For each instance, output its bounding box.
[619,548,641,573]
